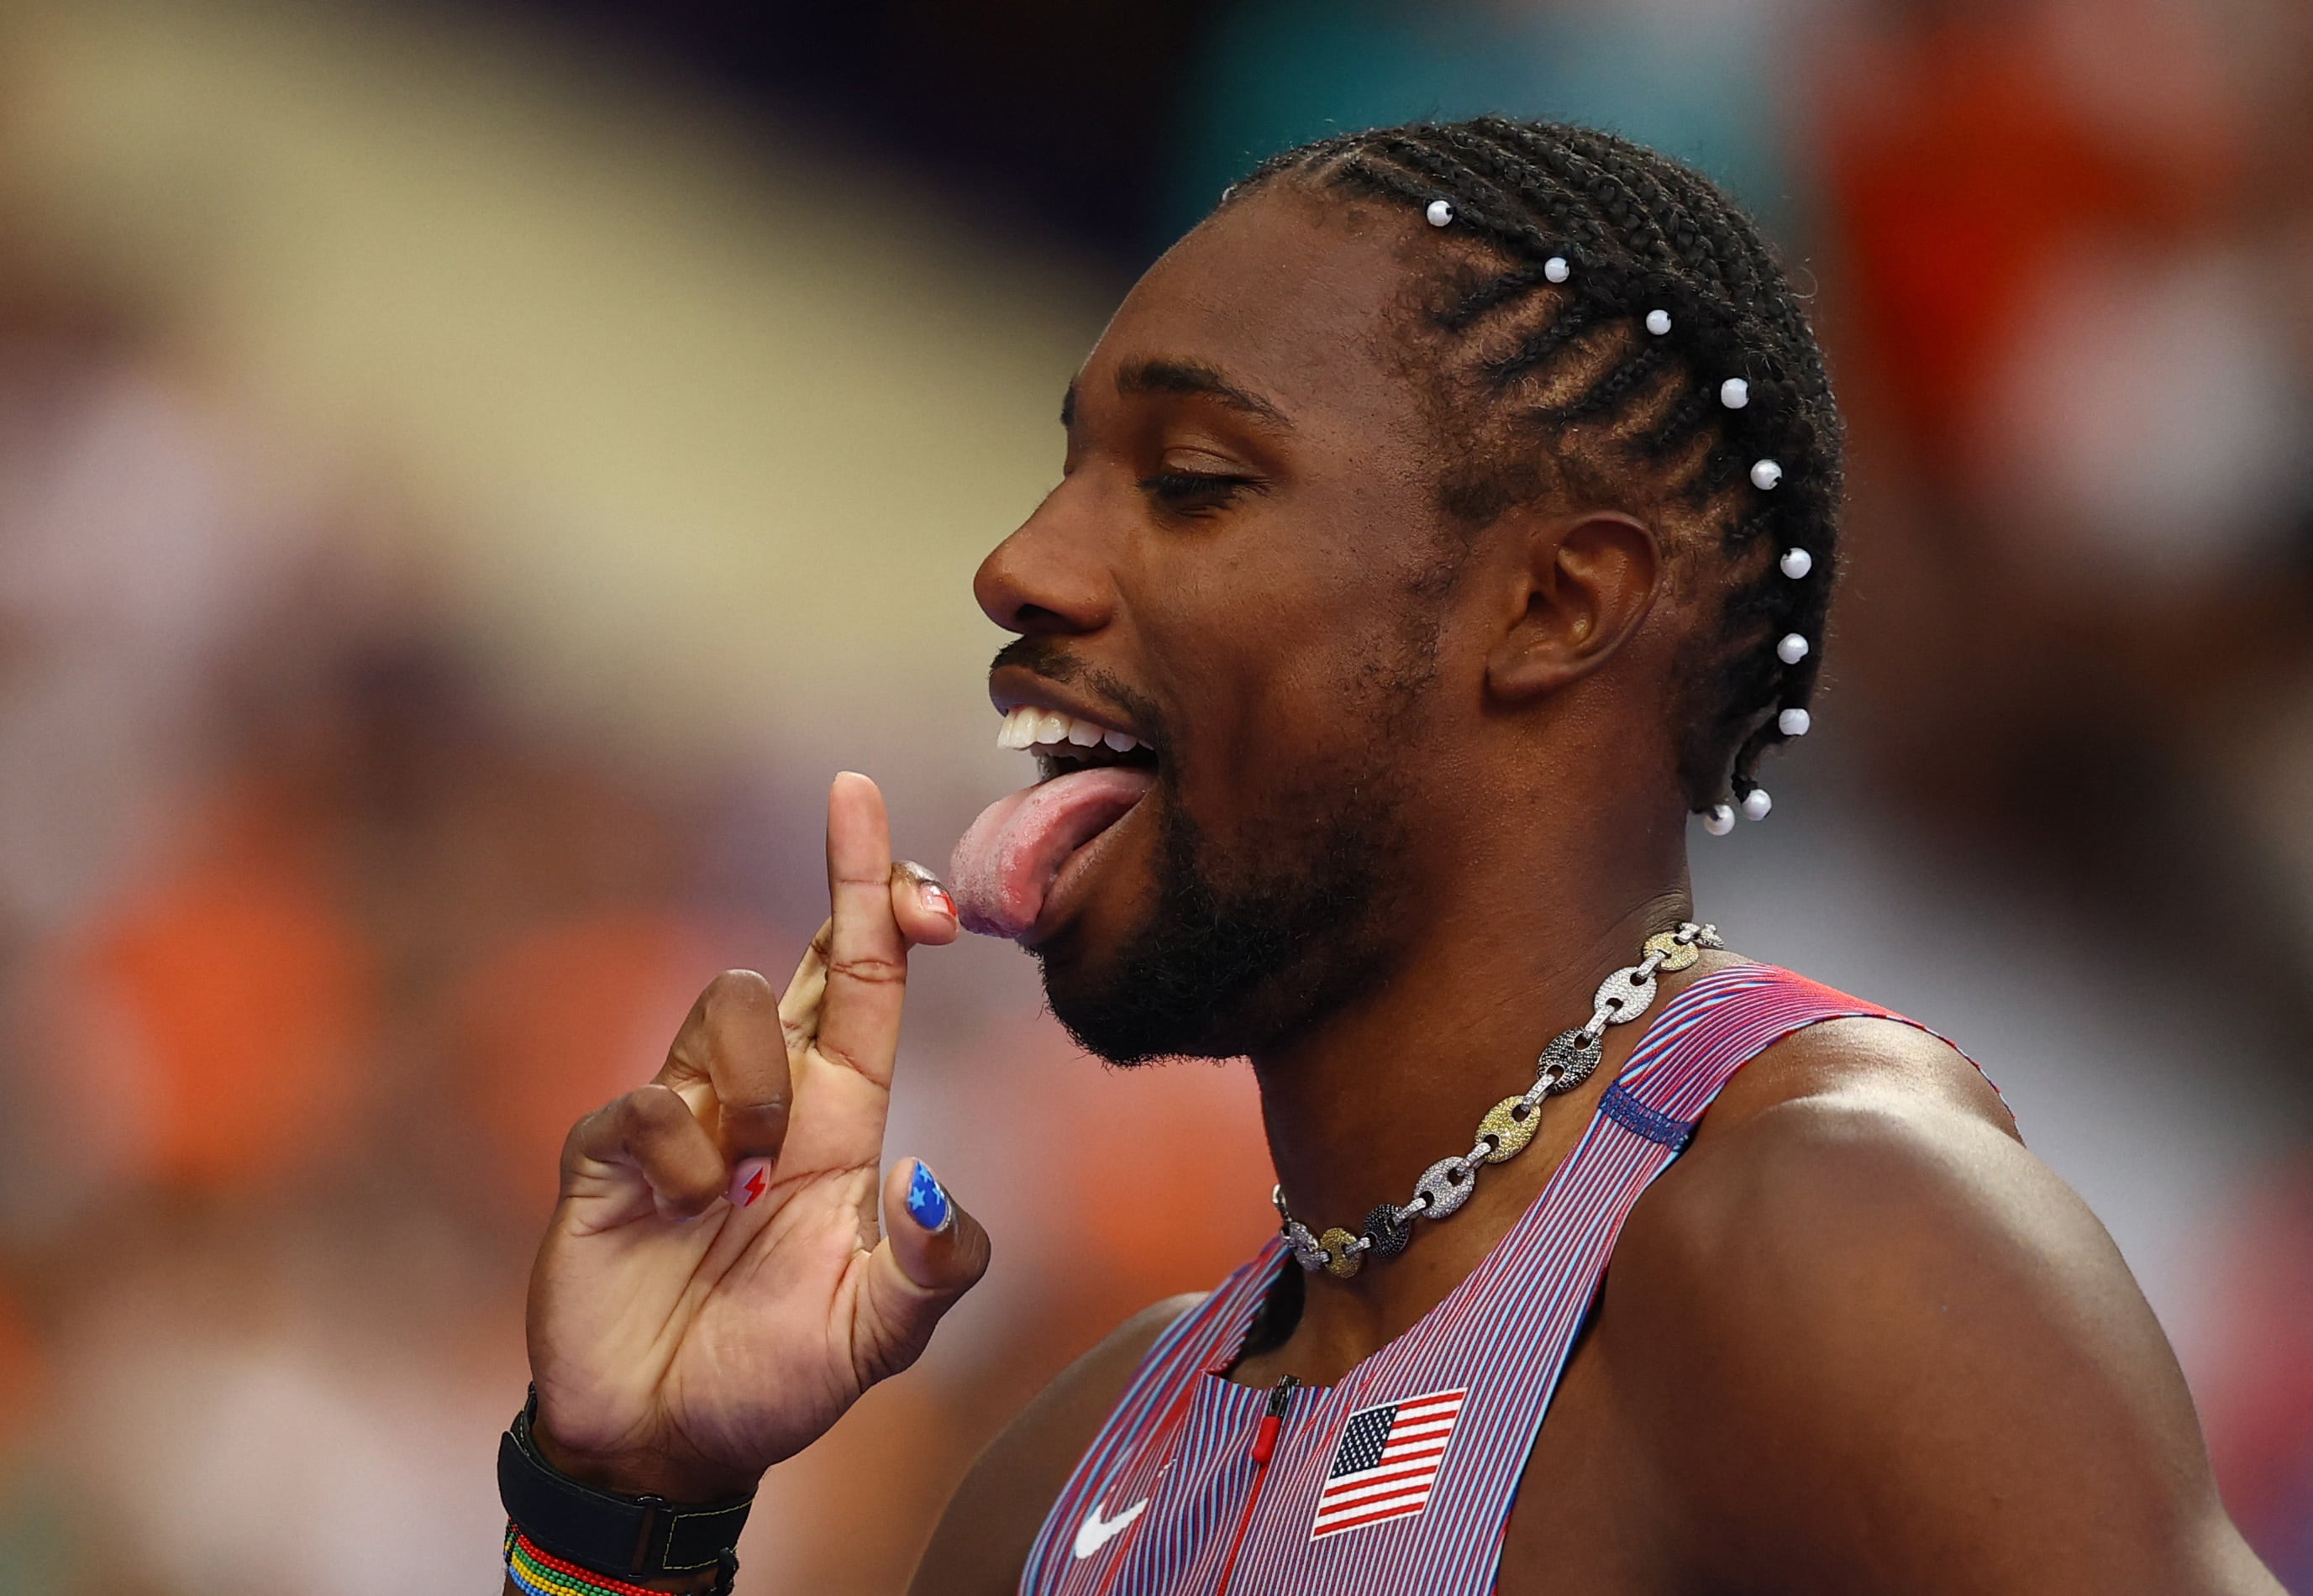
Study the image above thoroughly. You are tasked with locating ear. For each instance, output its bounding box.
[1483,510,1661,703]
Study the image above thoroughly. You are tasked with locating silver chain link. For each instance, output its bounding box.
[1276,921,1721,1277]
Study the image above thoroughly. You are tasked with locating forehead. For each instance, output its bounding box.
[1080,186,1432,440]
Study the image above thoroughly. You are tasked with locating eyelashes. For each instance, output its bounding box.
[1138,470,1262,517]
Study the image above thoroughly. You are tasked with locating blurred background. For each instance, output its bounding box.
[0,0,2305,1588]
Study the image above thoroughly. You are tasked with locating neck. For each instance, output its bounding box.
[1244,796,1691,1367]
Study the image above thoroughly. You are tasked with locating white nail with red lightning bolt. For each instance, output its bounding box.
[728,1158,772,1209]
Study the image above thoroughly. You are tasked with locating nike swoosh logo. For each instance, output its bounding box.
[1072,1497,1149,1560]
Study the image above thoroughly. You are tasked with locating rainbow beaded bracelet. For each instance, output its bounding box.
[506,1525,678,1596]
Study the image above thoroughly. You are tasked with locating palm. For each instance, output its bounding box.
[523,775,982,1501]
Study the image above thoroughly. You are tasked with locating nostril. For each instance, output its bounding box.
[974,507,1114,636]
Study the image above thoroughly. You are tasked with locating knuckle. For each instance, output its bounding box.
[814,1039,883,1080]
[723,1096,791,1131]
[617,1084,685,1135]
[827,953,907,987]
[703,969,776,1012]
[703,971,784,1050]
[560,1105,611,1168]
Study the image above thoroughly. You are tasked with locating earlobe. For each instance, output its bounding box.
[1484,511,1660,703]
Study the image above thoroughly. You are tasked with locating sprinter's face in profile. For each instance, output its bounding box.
[965,186,1490,1063]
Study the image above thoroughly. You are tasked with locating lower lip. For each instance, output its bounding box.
[1027,787,1151,946]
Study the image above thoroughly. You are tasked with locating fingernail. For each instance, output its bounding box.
[728,1158,771,1209]
[905,1159,952,1233]
[920,882,956,919]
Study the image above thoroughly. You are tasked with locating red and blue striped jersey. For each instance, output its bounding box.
[1021,963,1948,1594]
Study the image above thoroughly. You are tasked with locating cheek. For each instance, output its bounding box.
[1138,552,1443,827]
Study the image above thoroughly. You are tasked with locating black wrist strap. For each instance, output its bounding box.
[499,1389,754,1583]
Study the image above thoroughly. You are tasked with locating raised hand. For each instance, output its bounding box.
[523,772,988,1501]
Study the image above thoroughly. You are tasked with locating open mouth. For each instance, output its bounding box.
[996,704,1162,782]
[949,701,1160,941]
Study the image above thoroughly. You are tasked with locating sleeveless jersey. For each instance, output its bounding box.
[1021,963,1959,1595]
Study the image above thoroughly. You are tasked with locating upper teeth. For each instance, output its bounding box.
[996,706,1141,753]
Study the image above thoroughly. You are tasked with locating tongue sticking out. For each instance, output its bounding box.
[949,765,1154,940]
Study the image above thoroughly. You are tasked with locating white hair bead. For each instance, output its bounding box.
[1425,198,1455,228]
[1750,459,1783,491]
[1703,805,1736,836]
[1778,706,1811,737]
[1779,547,1812,579]
[1719,377,1750,409]
[1775,633,1809,664]
[1740,788,1774,822]
[1543,256,1570,284]
[1644,308,1672,336]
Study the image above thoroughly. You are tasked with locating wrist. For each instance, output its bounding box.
[529,1404,761,1505]
[500,1389,754,1593]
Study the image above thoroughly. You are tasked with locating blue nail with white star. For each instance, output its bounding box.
[906,1159,952,1233]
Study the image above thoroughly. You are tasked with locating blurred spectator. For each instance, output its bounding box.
[1818,0,2242,469]
[0,0,2305,1590]
[1168,0,1804,242]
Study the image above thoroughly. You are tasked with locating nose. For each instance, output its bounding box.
[973,480,1117,638]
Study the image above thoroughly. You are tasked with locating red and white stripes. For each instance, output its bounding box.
[1020,963,1926,1595]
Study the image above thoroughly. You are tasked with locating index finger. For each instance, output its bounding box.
[812,772,910,1084]
[776,861,955,1053]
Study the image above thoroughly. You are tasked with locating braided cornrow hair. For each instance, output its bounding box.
[1223,116,1843,823]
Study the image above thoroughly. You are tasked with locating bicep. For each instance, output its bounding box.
[909,1294,1203,1596]
[1622,1101,2279,1595]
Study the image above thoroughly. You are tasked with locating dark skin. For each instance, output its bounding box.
[518,186,2280,1593]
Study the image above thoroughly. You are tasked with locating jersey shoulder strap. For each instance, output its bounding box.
[1600,961,1990,1151]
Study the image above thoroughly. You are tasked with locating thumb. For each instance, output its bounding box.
[854,1158,991,1381]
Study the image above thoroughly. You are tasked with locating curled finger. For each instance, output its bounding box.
[660,969,793,1168]
[560,1084,724,1221]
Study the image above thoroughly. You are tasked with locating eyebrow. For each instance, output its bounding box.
[1059,358,1296,433]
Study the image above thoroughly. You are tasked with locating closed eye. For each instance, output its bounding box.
[1138,470,1260,516]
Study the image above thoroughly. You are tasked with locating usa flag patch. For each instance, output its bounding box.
[1309,1388,1466,1540]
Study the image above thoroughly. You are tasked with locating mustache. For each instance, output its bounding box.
[990,635,1089,685]
[989,637,1172,752]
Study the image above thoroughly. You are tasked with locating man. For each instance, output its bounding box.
[498,119,2281,1594]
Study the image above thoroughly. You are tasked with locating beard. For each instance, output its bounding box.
[1012,561,1452,1068]
[1035,769,1411,1067]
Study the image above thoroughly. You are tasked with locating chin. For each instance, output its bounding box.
[1031,919,1187,1068]
[1030,776,1413,1068]
[1032,902,1356,1069]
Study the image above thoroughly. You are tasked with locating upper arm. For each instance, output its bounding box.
[1611,1032,2280,1595]
[908,1294,1204,1596]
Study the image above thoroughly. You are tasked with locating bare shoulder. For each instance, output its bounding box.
[908,1293,1206,1596]
[1596,1014,2280,1594]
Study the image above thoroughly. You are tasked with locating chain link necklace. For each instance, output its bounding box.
[1274,921,1723,1278]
